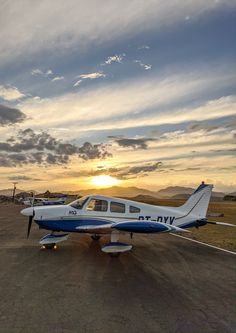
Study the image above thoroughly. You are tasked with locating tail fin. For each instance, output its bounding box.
[179,182,213,219]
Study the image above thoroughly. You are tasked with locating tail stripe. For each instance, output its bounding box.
[175,192,205,220]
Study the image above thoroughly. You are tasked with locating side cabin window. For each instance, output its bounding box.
[129,205,141,213]
[86,199,108,212]
[110,201,125,213]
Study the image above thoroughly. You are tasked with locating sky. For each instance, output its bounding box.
[0,0,236,193]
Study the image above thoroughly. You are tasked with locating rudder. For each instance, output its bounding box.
[179,182,213,219]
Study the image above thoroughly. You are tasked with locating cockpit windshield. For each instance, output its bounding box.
[69,196,89,209]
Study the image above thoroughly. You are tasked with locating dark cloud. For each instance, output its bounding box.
[0,128,111,167]
[0,104,26,126]
[187,123,219,132]
[210,148,236,153]
[78,142,112,160]
[110,136,155,149]
[123,162,163,176]
[8,175,42,181]
[68,162,162,179]
[187,117,236,133]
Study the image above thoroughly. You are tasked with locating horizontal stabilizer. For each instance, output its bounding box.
[206,221,236,227]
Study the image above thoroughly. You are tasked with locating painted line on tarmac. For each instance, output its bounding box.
[170,233,236,255]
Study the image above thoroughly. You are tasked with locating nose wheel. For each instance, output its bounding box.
[43,243,56,249]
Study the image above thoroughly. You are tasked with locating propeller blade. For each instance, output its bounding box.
[27,215,33,238]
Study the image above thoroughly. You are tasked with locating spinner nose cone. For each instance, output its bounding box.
[21,207,34,217]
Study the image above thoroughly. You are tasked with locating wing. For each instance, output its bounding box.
[111,220,189,233]
[76,223,114,233]
[76,220,188,234]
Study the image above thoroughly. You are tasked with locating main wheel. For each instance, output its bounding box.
[44,243,56,249]
[109,252,120,258]
[91,235,101,241]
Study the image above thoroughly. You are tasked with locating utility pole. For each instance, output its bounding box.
[12,182,18,202]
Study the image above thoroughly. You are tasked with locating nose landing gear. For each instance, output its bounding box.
[39,233,69,249]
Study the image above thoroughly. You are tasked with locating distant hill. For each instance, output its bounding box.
[66,185,225,200]
[125,194,161,205]
[171,193,192,200]
[156,186,194,198]
[0,185,228,200]
[0,188,25,197]
[0,189,37,197]
[68,186,160,198]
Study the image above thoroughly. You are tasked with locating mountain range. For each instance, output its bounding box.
[0,185,228,199]
[0,188,36,196]
[66,185,225,199]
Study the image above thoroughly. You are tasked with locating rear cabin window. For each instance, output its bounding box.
[129,206,141,213]
[110,201,125,213]
[86,199,108,212]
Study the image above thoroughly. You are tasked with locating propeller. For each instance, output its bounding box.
[27,192,35,238]
[27,215,33,238]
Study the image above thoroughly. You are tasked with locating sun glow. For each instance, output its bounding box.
[91,175,121,187]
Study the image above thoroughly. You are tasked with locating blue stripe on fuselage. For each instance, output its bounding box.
[35,218,112,232]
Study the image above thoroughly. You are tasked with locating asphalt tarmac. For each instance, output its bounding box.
[0,204,235,333]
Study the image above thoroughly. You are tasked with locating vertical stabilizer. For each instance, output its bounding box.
[179,183,213,219]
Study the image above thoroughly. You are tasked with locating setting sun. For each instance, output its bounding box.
[91,175,121,187]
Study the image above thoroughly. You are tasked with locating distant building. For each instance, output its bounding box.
[224,195,236,201]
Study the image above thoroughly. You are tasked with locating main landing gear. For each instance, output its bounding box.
[101,231,132,257]
[91,234,101,241]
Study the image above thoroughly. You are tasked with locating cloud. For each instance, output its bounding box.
[104,54,125,65]
[0,85,25,101]
[8,175,41,181]
[51,76,64,82]
[77,72,106,79]
[1,1,235,66]
[31,69,53,77]
[68,161,162,179]
[73,80,82,87]
[19,65,236,135]
[134,60,152,70]
[73,72,106,86]
[78,142,112,160]
[109,136,155,149]
[187,117,236,133]
[0,104,26,126]
[138,45,150,50]
[0,128,111,167]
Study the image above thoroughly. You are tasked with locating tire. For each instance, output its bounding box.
[44,243,56,249]
[109,252,120,258]
[91,235,101,241]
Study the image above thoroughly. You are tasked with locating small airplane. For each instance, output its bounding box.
[20,182,235,257]
[23,196,66,206]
